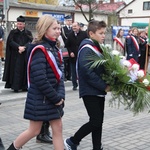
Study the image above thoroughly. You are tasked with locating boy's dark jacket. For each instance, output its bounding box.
[77,38,107,98]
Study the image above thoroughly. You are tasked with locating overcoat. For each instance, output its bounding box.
[2,28,33,90]
[24,37,65,121]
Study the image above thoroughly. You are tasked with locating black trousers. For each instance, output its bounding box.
[71,95,105,150]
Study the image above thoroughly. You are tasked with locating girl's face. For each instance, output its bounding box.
[132,29,138,36]
[89,28,106,44]
[45,21,61,40]
[120,30,124,36]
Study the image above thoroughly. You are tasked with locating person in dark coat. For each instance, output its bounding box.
[7,15,65,150]
[2,15,33,92]
[61,15,73,81]
[138,30,147,69]
[126,27,140,62]
[64,20,110,150]
[65,22,88,90]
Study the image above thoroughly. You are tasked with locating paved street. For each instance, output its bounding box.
[0,65,150,149]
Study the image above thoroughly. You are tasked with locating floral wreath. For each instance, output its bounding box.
[89,44,150,114]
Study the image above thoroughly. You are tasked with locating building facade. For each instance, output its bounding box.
[118,0,150,28]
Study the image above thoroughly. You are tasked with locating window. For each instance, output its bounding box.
[128,9,132,13]
[143,1,150,10]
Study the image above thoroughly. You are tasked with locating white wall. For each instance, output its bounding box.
[119,0,150,26]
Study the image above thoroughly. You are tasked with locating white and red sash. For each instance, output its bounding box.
[130,35,139,51]
[76,44,102,78]
[114,37,125,50]
[27,45,62,87]
[139,37,145,43]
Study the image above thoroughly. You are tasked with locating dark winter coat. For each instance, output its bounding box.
[2,28,33,90]
[24,37,65,121]
[139,36,147,69]
[61,25,72,45]
[77,39,107,98]
[126,34,140,62]
[65,30,88,63]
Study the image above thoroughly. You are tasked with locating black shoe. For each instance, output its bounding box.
[36,134,53,144]
[0,138,5,150]
[14,90,18,93]
[72,87,77,91]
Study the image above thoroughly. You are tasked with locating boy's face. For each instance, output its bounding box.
[89,28,106,44]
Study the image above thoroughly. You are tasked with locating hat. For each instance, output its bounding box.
[17,16,25,22]
[79,23,84,27]
[64,15,72,20]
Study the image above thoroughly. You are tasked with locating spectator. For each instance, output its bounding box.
[113,28,125,55]
[66,22,88,90]
[61,15,73,81]
[2,15,33,92]
[126,27,140,62]
[64,20,110,150]
[139,30,147,69]
[6,15,65,150]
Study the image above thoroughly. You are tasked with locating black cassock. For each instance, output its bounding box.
[3,28,33,91]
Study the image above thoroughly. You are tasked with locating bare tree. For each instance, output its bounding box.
[73,0,100,22]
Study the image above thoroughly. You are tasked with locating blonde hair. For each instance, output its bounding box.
[34,15,56,42]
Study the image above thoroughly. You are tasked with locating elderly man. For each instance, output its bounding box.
[65,22,88,90]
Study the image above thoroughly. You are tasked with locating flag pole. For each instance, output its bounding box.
[145,44,149,72]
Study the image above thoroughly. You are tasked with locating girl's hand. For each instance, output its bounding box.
[55,99,64,106]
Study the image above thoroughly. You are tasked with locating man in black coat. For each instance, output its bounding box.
[61,15,72,81]
[2,15,33,92]
[66,22,88,90]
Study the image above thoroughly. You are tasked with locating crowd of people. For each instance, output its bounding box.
[0,13,150,150]
[113,26,149,70]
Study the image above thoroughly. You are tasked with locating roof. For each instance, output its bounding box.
[0,1,111,15]
[75,1,126,13]
[98,2,126,12]
[117,0,135,13]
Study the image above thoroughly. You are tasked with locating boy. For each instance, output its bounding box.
[64,20,110,150]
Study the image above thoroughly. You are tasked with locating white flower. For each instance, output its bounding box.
[128,70,138,81]
[142,79,150,86]
[111,50,120,56]
[105,44,112,49]
[119,56,126,60]
[122,60,131,68]
[131,64,139,71]
[137,70,145,79]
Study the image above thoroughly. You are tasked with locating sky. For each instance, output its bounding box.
[124,0,132,4]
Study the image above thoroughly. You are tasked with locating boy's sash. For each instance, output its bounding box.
[76,44,102,78]
[130,35,139,51]
[27,45,62,87]
[114,37,125,50]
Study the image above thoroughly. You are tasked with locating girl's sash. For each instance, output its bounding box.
[27,45,62,87]
[139,37,146,43]
[76,44,102,78]
[114,37,125,49]
[130,35,139,51]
